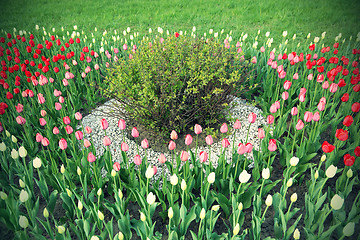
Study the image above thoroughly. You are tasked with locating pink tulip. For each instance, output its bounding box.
[180,151,189,162]
[320,97,326,104]
[283,80,292,90]
[37,93,45,104]
[123,43,128,51]
[65,71,74,79]
[245,143,253,153]
[72,60,78,66]
[153,166,157,175]
[16,116,26,125]
[233,119,241,129]
[313,112,320,122]
[49,77,54,83]
[81,72,86,78]
[41,137,50,147]
[322,81,329,89]
[304,111,313,122]
[36,133,43,142]
[291,107,298,116]
[84,139,91,148]
[88,152,96,163]
[282,91,289,100]
[300,88,307,95]
[317,74,324,82]
[260,46,265,53]
[237,143,246,155]
[121,142,129,151]
[248,113,257,123]
[129,54,133,59]
[75,131,83,140]
[185,134,193,146]
[40,110,47,117]
[118,119,126,130]
[271,61,277,69]
[113,162,121,172]
[293,73,299,80]
[270,104,277,113]
[170,130,178,140]
[279,70,286,79]
[134,155,142,165]
[270,51,275,60]
[114,48,119,54]
[85,126,92,134]
[267,115,274,124]
[329,83,338,93]
[296,119,304,130]
[317,101,325,111]
[275,101,280,109]
[53,127,60,135]
[313,53,318,59]
[63,116,71,125]
[75,112,82,120]
[15,103,24,113]
[55,102,62,111]
[168,141,176,151]
[132,127,139,138]
[39,118,47,126]
[268,139,277,152]
[251,56,257,64]
[288,53,294,61]
[101,118,109,130]
[59,96,64,103]
[62,79,69,87]
[103,136,111,146]
[65,125,73,134]
[205,135,213,145]
[194,124,202,134]
[222,138,230,148]
[59,138,68,150]
[199,151,208,163]
[299,93,306,102]
[141,138,149,149]
[94,64,99,70]
[86,56,92,63]
[158,153,166,164]
[258,128,265,139]
[220,123,228,133]
[85,66,91,73]
[307,74,313,81]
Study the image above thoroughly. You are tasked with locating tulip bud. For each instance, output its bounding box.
[111,169,117,177]
[33,157,42,168]
[207,172,215,184]
[290,193,297,202]
[78,200,83,210]
[98,210,104,220]
[293,228,300,239]
[314,170,319,179]
[58,225,65,234]
[199,208,206,219]
[77,167,82,176]
[168,207,174,219]
[325,165,337,178]
[118,189,123,199]
[233,223,240,235]
[262,168,270,179]
[265,194,273,206]
[181,179,187,191]
[140,211,146,222]
[19,190,29,202]
[347,169,353,178]
[287,178,293,187]
[321,154,326,162]
[343,222,355,237]
[170,174,178,186]
[118,232,124,240]
[60,164,65,174]
[289,156,299,166]
[330,194,344,210]
[0,191,7,200]
[0,142,6,151]
[66,188,72,197]
[91,236,99,240]
[97,188,102,196]
[43,208,49,218]
[238,202,243,211]
[11,135,17,143]
[11,149,19,159]
[19,216,29,228]
[211,205,220,211]
[19,146,27,158]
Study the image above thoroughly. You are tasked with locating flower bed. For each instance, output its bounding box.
[0,26,359,239]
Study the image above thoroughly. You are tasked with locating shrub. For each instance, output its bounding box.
[102,35,252,141]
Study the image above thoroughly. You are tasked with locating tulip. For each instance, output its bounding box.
[12,136,17,143]
[248,112,256,123]
[168,140,176,151]
[97,210,104,221]
[121,142,129,151]
[84,139,91,148]
[158,153,166,164]
[75,112,82,120]
[113,162,120,172]
[103,136,111,146]
[330,194,344,210]
[145,165,154,179]
[19,190,29,202]
[87,152,96,163]
[265,194,273,206]
[200,208,206,219]
[199,151,208,163]
[291,107,298,116]
[343,222,355,237]
[347,169,353,178]
[118,119,126,129]
[141,138,149,149]
[267,115,274,124]
[287,178,293,187]
[19,216,29,229]
[220,123,228,133]
[293,229,300,239]
[33,157,42,168]
[329,83,338,93]
[205,135,213,145]
[16,116,26,125]
[268,139,277,151]
[237,143,246,155]
[97,188,102,196]
[181,179,187,191]
[282,91,289,100]
[313,112,320,122]
[101,118,108,130]
[75,131,83,140]
[304,111,313,122]
[65,125,73,134]
[343,115,353,127]
[147,192,156,205]
[262,168,270,179]
[296,119,304,130]
[222,138,230,148]
[233,223,240,235]
[60,164,65,174]
[207,172,215,184]
[343,154,355,166]
[283,80,292,90]
[289,156,299,166]
[170,130,178,140]
[170,174,178,185]
[0,142,6,152]
[335,129,348,141]
[270,104,277,113]
[245,143,253,153]
[326,165,337,178]
[180,151,189,162]
[239,170,251,183]
[194,124,202,134]
[233,119,241,129]
[258,128,265,139]
[134,155,142,165]
[131,127,139,138]
[184,134,193,145]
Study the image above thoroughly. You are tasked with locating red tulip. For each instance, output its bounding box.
[168,140,176,151]
[131,127,139,138]
[233,119,241,129]
[63,116,71,125]
[141,138,149,149]
[175,32,180,38]
[59,138,68,150]
[16,116,26,125]
[170,130,178,140]
[354,146,360,157]
[352,102,360,113]
[194,124,202,134]
[199,151,208,163]
[88,152,96,163]
[222,138,230,148]
[220,123,228,133]
[118,119,126,130]
[158,153,166,164]
[180,151,189,162]
[185,134,193,145]
[248,112,256,123]
[237,143,246,155]
[341,93,349,102]
[268,139,277,152]
[39,118,47,126]
[343,115,353,127]
[113,162,121,171]
[205,135,213,145]
[101,118,108,130]
[267,115,274,124]
[335,129,348,141]
[103,136,111,146]
[65,125,73,134]
[134,155,142,165]
[343,154,355,166]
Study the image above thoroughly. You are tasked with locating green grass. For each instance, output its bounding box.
[0,0,359,44]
